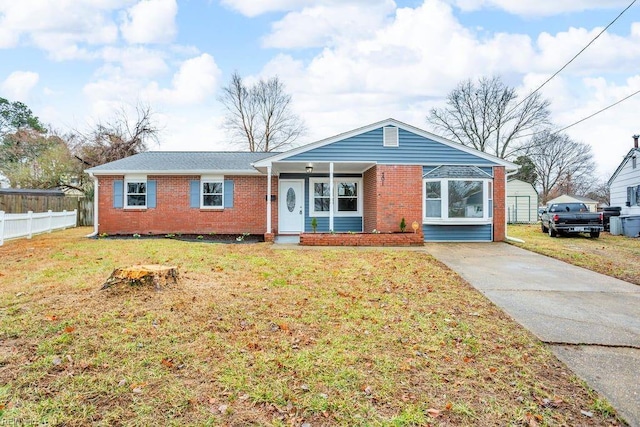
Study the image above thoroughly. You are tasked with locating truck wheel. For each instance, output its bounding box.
[548,226,557,237]
[541,223,548,233]
[590,231,600,238]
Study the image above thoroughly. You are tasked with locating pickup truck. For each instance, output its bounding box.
[540,203,604,238]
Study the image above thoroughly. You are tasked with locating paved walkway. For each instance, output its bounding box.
[423,243,640,426]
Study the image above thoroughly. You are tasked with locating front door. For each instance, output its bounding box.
[279,180,304,234]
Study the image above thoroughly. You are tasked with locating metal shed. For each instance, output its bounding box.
[506,179,538,223]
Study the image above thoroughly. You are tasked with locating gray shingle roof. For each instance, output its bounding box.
[86,151,278,174]
[423,165,492,179]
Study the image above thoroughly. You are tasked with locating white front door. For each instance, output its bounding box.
[279,180,304,234]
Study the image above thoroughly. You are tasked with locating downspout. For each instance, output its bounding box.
[504,169,525,243]
[86,172,99,237]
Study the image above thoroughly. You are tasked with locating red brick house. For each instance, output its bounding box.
[86,119,518,242]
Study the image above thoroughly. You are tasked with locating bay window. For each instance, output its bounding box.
[423,179,492,222]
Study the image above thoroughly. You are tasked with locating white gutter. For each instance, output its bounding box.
[504,169,524,243]
[86,172,99,237]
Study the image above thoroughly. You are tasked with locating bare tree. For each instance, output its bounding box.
[219,71,305,152]
[427,76,551,159]
[526,130,596,204]
[73,103,160,167]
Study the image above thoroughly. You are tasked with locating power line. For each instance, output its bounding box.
[513,0,636,111]
[515,87,640,139]
[555,88,640,134]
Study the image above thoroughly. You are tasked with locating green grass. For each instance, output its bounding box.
[0,228,624,426]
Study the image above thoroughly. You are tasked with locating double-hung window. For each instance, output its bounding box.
[310,178,362,216]
[125,175,147,208]
[201,178,224,209]
[423,179,492,222]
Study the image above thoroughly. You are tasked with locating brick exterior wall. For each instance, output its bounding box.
[97,175,277,235]
[492,166,506,242]
[363,165,423,235]
[363,166,378,232]
[300,232,423,246]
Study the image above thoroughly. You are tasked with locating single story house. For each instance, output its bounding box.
[546,194,598,213]
[506,179,538,224]
[608,135,640,216]
[86,119,518,242]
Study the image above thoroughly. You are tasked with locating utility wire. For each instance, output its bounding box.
[554,88,640,134]
[512,0,636,112]
[515,88,640,139]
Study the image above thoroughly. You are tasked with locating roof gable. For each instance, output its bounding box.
[608,148,640,185]
[253,119,517,169]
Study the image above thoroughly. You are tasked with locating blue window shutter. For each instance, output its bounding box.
[113,180,123,209]
[190,180,200,208]
[147,180,156,208]
[224,180,234,208]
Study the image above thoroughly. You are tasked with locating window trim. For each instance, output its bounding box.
[309,177,363,217]
[200,176,224,209]
[423,178,493,224]
[124,174,147,209]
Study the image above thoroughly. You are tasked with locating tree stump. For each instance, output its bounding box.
[101,265,179,291]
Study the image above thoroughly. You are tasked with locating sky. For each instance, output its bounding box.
[1,0,640,180]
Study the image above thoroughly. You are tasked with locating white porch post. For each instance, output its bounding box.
[329,162,334,231]
[267,165,272,234]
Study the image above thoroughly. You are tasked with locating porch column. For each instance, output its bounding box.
[329,162,334,231]
[266,165,272,234]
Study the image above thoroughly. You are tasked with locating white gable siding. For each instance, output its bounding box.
[506,179,538,223]
[610,152,640,215]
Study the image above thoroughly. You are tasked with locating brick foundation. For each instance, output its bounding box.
[299,232,423,246]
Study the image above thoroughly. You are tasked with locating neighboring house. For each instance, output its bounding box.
[608,135,640,216]
[546,194,598,213]
[506,179,538,223]
[86,119,518,242]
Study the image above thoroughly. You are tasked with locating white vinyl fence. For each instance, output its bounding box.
[0,210,77,246]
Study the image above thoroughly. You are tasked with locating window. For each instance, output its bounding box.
[488,181,493,218]
[125,176,147,208]
[423,179,492,223]
[337,182,358,212]
[201,178,224,208]
[310,178,362,216]
[629,186,640,206]
[424,181,441,218]
[313,182,330,212]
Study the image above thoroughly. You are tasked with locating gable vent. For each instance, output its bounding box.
[383,126,399,147]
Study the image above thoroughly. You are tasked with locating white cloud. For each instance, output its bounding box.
[447,0,630,17]
[1,71,39,101]
[0,0,126,59]
[221,0,393,17]
[143,53,221,105]
[262,1,396,48]
[100,46,169,77]
[120,0,178,44]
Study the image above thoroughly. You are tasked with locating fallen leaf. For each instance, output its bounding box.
[47,315,58,321]
[64,326,75,333]
[52,357,62,366]
[427,408,441,418]
[489,367,497,373]
[445,402,452,411]
[218,404,228,414]
[161,358,174,368]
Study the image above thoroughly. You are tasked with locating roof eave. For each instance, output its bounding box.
[88,169,264,176]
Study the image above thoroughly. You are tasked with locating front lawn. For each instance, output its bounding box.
[0,228,622,425]
[508,224,640,285]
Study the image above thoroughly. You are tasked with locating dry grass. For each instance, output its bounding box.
[508,224,640,285]
[0,228,624,426]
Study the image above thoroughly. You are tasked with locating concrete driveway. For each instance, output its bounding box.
[423,243,640,427]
